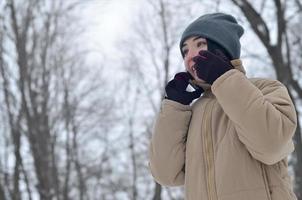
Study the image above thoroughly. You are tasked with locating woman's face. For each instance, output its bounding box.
[181,36,207,82]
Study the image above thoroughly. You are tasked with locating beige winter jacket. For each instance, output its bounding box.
[148,59,297,200]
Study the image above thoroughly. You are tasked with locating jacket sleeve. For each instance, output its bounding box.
[211,69,297,165]
[148,99,191,186]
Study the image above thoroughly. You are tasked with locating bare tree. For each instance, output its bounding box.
[0,11,8,200]
[115,0,202,199]
[1,0,117,199]
[0,5,24,200]
[4,0,76,198]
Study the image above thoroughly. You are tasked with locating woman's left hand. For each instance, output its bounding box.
[193,50,233,84]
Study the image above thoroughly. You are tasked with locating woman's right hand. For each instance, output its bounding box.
[165,72,204,105]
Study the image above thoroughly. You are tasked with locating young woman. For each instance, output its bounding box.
[148,13,297,200]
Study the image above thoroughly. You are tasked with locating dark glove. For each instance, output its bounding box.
[193,50,233,85]
[165,72,203,105]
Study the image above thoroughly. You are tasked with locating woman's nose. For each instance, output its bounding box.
[187,48,199,61]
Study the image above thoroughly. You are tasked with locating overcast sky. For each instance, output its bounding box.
[81,0,142,55]
[78,0,276,79]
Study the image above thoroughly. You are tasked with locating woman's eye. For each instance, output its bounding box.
[183,49,188,56]
[197,41,206,48]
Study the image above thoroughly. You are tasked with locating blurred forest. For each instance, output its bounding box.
[0,0,301,200]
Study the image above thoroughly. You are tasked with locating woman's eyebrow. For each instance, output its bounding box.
[193,36,203,41]
[182,36,205,48]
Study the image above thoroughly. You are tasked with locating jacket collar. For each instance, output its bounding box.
[231,59,246,74]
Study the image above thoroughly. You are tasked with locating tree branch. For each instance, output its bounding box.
[230,0,271,48]
[273,0,285,48]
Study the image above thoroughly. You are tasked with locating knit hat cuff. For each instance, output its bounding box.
[179,13,244,59]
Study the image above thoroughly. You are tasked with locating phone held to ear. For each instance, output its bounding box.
[187,79,199,91]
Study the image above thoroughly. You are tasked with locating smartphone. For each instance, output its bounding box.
[188,79,199,90]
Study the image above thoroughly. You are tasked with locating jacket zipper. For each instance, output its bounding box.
[202,100,217,200]
[261,164,272,200]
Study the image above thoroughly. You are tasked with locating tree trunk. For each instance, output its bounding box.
[152,183,162,200]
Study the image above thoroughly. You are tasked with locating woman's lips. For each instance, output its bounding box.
[190,64,198,77]
[192,65,197,74]
[190,65,206,83]
[186,61,205,83]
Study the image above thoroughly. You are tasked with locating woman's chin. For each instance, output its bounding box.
[194,79,206,85]
[192,75,206,83]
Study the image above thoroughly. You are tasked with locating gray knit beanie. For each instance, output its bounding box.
[180,13,244,59]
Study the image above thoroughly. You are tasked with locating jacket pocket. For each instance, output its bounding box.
[261,164,272,200]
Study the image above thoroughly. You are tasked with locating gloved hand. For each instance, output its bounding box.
[193,50,233,85]
[165,72,203,105]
